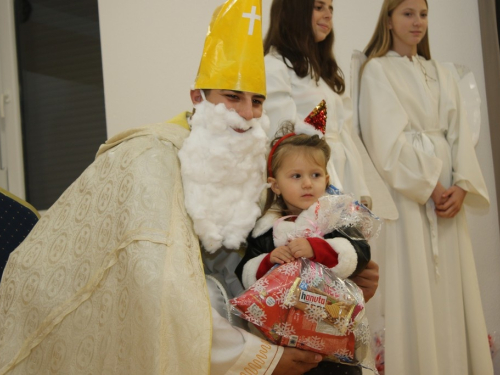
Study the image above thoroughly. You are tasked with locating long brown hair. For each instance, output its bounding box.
[363,0,431,64]
[264,123,331,215]
[264,0,345,94]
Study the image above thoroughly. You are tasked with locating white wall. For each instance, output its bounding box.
[98,0,500,370]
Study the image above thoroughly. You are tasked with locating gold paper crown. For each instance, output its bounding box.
[194,0,266,96]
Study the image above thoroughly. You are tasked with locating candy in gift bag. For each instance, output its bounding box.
[229,260,302,343]
[230,258,373,366]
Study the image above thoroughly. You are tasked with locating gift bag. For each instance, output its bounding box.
[230,258,373,367]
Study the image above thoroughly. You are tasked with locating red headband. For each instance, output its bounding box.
[267,132,296,178]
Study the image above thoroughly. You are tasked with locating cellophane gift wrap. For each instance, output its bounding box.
[230,258,375,369]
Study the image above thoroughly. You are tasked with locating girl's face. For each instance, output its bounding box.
[311,0,333,43]
[389,0,428,57]
[269,148,329,215]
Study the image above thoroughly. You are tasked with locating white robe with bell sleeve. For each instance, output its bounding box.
[264,49,369,202]
[207,276,283,375]
[359,51,492,375]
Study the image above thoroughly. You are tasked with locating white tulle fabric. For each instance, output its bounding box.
[272,195,380,248]
[0,123,212,374]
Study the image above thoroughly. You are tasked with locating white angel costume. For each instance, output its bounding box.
[0,116,283,375]
[264,49,397,220]
[359,51,493,375]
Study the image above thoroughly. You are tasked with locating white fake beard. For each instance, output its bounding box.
[178,99,270,253]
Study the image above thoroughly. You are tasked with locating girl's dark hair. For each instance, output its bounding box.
[264,122,331,215]
[264,0,345,94]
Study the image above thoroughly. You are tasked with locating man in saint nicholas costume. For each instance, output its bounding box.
[0,1,330,374]
[0,1,379,374]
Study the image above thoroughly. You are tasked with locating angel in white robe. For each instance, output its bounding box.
[357,1,493,374]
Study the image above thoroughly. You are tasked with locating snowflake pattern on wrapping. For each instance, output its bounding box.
[336,316,351,334]
[333,348,354,362]
[303,336,326,351]
[344,319,356,335]
[304,305,327,323]
[326,278,351,299]
[354,321,371,346]
[301,267,323,287]
[250,277,270,294]
[230,257,377,373]
[275,287,291,309]
[274,322,296,337]
[313,196,347,233]
[283,290,297,308]
[277,261,301,276]
[274,194,380,247]
[294,194,381,242]
[245,304,267,327]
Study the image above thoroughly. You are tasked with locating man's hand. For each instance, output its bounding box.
[435,185,466,218]
[349,260,379,302]
[288,238,314,259]
[270,246,294,264]
[272,348,322,374]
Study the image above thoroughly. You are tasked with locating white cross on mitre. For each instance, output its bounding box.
[242,6,261,36]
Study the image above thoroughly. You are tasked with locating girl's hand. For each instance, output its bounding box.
[270,246,294,264]
[435,185,467,218]
[431,181,447,206]
[288,238,315,259]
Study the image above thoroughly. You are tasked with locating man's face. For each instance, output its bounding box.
[180,90,269,252]
[191,89,265,120]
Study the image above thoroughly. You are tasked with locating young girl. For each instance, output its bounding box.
[263,0,372,207]
[235,126,371,375]
[358,0,493,374]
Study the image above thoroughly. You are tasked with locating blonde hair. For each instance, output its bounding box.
[264,123,331,215]
[363,0,430,69]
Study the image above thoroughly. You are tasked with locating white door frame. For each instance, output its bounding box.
[0,0,25,198]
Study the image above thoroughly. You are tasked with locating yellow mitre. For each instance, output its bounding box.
[194,0,266,97]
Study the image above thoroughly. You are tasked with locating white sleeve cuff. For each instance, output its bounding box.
[324,237,358,279]
[224,329,284,375]
[242,253,268,289]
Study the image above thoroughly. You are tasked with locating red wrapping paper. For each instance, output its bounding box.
[230,259,365,364]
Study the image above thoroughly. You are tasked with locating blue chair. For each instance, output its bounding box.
[0,187,40,281]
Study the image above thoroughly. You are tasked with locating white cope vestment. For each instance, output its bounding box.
[0,116,282,375]
[359,51,493,375]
